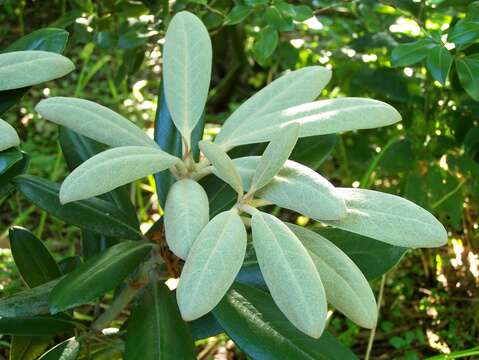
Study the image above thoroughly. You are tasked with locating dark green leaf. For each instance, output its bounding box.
[456,56,479,101]
[448,20,479,47]
[213,283,358,360]
[13,175,143,240]
[0,147,22,175]
[58,256,82,274]
[49,241,153,313]
[316,228,407,280]
[266,6,291,31]
[9,336,51,360]
[290,134,337,171]
[0,316,74,336]
[190,313,223,340]
[276,1,296,18]
[81,230,118,260]
[426,45,452,84]
[0,279,60,317]
[378,138,415,173]
[253,26,279,63]
[38,337,80,360]
[0,151,29,199]
[391,39,436,67]
[9,227,62,288]
[58,127,139,228]
[125,282,196,360]
[224,5,252,25]
[0,28,69,115]
[293,5,313,21]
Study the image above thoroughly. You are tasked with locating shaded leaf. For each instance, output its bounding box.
[426,45,452,84]
[38,337,79,360]
[456,56,479,101]
[391,39,436,67]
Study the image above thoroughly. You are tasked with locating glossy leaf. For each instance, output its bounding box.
[164,179,209,259]
[0,151,29,199]
[391,39,436,67]
[215,66,331,148]
[224,5,252,25]
[36,97,158,148]
[177,210,247,321]
[49,241,153,313]
[288,224,377,328]
[0,316,74,336]
[5,28,69,53]
[251,123,299,192]
[218,98,401,148]
[232,156,346,220]
[154,82,182,207]
[252,26,279,62]
[13,175,143,240]
[9,336,51,360]
[213,283,358,360]
[251,211,327,338]
[456,56,479,101]
[0,51,74,91]
[9,227,61,288]
[448,20,479,47]
[426,45,452,85]
[0,118,20,151]
[81,231,117,261]
[316,228,407,280]
[125,281,196,360]
[199,140,243,195]
[60,146,179,203]
[0,147,22,174]
[190,313,223,340]
[163,11,212,142]
[38,337,79,360]
[324,188,448,248]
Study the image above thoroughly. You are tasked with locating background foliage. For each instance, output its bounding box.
[1,0,479,359]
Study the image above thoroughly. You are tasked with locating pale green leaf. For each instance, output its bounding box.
[288,223,377,328]
[0,51,74,91]
[177,210,247,321]
[60,146,180,204]
[163,11,212,143]
[251,123,299,192]
[199,140,243,195]
[230,156,346,220]
[215,66,331,148]
[36,97,158,148]
[218,98,401,148]
[0,119,20,151]
[251,211,327,338]
[164,179,210,259]
[324,188,448,248]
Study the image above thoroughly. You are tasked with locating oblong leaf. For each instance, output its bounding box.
[251,123,299,192]
[60,146,179,203]
[391,39,436,67]
[38,337,79,360]
[0,148,22,175]
[218,98,401,148]
[13,175,143,240]
[251,211,327,338]
[317,228,407,280]
[0,51,74,91]
[213,283,358,360]
[9,227,61,288]
[10,336,51,360]
[163,11,212,141]
[125,281,196,360]
[199,140,243,195]
[177,210,247,321]
[288,224,377,328]
[215,66,332,148]
[36,97,158,148]
[0,316,75,336]
[456,57,479,101]
[426,45,452,85]
[231,157,346,220]
[448,20,479,46]
[324,188,448,248]
[0,279,60,317]
[0,118,20,151]
[164,179,209,259]
[49,241,153,313]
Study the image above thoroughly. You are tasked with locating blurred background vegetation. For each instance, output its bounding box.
[1,0,479,359]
